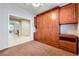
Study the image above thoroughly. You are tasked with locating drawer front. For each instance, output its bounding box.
[60,40,77,53]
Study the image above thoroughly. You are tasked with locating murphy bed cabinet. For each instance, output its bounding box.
[34,7,60,48]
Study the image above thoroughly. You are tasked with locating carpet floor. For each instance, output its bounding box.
[0,40,75,56]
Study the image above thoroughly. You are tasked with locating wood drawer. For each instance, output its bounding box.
[59,40,77,54]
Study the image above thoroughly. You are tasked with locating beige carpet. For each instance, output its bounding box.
[0,40,75,56]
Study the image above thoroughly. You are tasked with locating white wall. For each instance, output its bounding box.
[0,4,35,50]
[60,24,78,36]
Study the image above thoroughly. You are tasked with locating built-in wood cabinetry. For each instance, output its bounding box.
[59,3,78,54]
[60,4,77,24]
[34,4,78,54]
[34,8,60,48]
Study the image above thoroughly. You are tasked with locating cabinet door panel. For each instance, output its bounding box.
[34,8,59,48]
[60,4,77,24]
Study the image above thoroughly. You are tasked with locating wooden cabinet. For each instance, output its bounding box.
[59,3,78,54]
[59,40,77,54]
[60,4,77,24]
[34,8,60,48]
[59,34,78,54]
[34,3,78,54]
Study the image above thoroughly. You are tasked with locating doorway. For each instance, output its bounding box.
[8,15,31,47]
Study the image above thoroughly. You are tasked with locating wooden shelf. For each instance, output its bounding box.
[59,34,78,42]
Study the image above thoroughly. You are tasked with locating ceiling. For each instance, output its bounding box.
[8,3,68,16]
[17,3,68,16]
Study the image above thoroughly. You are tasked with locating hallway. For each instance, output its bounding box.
[0,41,75,56]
